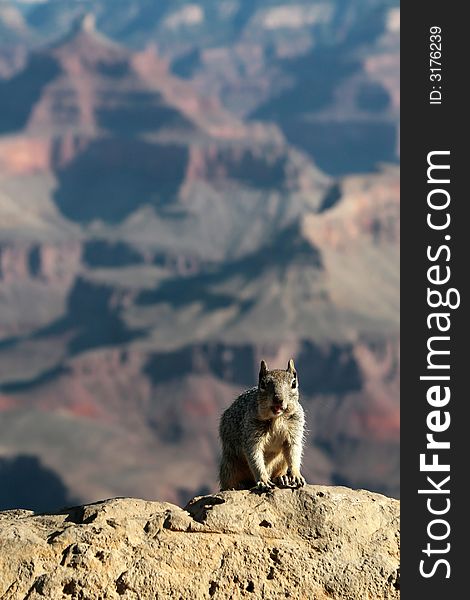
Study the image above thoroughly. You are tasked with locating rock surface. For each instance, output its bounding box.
[0,485,399,599]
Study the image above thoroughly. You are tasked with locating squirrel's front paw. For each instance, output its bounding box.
[253,478,275,492]
[288,469,306,488]
[274,474,291,488]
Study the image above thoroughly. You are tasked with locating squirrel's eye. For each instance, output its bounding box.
[291,379,297,389]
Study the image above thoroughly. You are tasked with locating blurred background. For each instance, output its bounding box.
[0,0,399,512]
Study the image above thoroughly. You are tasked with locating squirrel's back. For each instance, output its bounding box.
[219,387,258,451]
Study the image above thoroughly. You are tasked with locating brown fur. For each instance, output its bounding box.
[219,359,306,491]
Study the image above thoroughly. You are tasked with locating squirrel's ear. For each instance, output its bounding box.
[259,360,268,378]
[287,358,296,373]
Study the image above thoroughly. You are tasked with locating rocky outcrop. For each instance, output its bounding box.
[0,241,81,284]
[0,485,399,599]
[0,12,399,518]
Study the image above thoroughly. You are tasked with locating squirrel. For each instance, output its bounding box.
[219,358,306,492]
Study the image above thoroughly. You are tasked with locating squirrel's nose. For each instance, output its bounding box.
[273,395,282,406]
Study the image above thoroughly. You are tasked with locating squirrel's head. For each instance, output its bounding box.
[257,358,299,420]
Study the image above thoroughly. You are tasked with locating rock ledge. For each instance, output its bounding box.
[0,485,399,599]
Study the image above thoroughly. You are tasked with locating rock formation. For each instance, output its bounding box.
[0,485,399,599]
[0,12,400,508]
